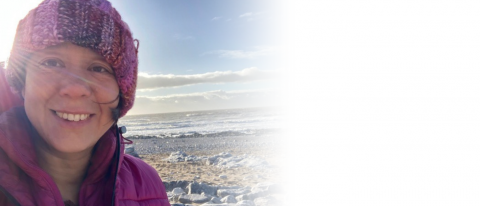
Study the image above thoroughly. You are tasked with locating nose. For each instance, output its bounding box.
[58,72,92,98]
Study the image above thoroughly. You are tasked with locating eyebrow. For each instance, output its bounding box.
[91,56,109,63]
[36,49,61,57]
[35,49,109,64]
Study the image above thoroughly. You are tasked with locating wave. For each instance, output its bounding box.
[124,128,280,139]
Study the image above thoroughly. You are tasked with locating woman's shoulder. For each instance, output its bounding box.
[117,154,170,203]
[120,154,163,181]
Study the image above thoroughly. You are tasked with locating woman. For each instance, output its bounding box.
[0,0,170,205]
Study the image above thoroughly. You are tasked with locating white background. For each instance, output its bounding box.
[282,1,480,205]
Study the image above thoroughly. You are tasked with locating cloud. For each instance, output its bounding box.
[211,16,222,21]
[204,47,276,59]
[128,89,279,115]
[238,12,264,20]
[137,67,278,90]
[239,12,253,18]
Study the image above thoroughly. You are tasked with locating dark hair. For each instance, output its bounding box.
[111,103,121,121]
[95,94,122,122]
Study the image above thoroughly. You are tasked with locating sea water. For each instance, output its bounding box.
[118,107,281,138]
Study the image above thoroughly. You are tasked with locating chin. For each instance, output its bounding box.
[55,144,93,154]
[46,135,97,154]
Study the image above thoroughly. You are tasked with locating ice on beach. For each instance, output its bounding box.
[164,151,269,170]
[212,154,269,169]
[163,151,206,163]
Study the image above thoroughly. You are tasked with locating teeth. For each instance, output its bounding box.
[74,114,80,121]
[55,111,90,122]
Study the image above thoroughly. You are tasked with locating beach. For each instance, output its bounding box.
[118,108,283,205]
[127,133,284,205]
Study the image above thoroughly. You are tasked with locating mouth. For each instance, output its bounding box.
[54,111,93,122]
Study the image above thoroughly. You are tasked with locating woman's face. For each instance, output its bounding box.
[23,42,119,154]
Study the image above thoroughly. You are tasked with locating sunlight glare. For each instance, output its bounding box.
[0,1,43,62]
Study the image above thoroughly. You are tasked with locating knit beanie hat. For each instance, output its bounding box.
[6,0,138,118]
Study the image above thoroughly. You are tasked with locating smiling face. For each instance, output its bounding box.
[23,42,119,154]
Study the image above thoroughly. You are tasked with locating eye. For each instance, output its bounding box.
[90,66,112,74]
[40,58,64,67]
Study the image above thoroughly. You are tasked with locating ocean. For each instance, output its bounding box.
[118,107,281,139]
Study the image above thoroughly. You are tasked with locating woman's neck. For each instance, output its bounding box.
[35,137,93,204]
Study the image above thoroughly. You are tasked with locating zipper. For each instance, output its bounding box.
[78,125,124,206]
[110,124,122,206]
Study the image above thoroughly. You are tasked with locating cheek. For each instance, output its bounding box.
[94,89,120,108]
[24,76,44,103]
[91,77,119,101]
[93,82,120,122]
[23,78,51,115]
[24,71,57,100]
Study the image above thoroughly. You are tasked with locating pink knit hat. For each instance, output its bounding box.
[6,0,138,118]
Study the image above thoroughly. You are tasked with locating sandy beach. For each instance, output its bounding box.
[124,132,284,205]
[129,134,283,188]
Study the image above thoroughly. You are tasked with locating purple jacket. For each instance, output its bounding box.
[0,69,170,205]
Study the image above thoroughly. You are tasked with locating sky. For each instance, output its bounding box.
[0,0,283,115]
